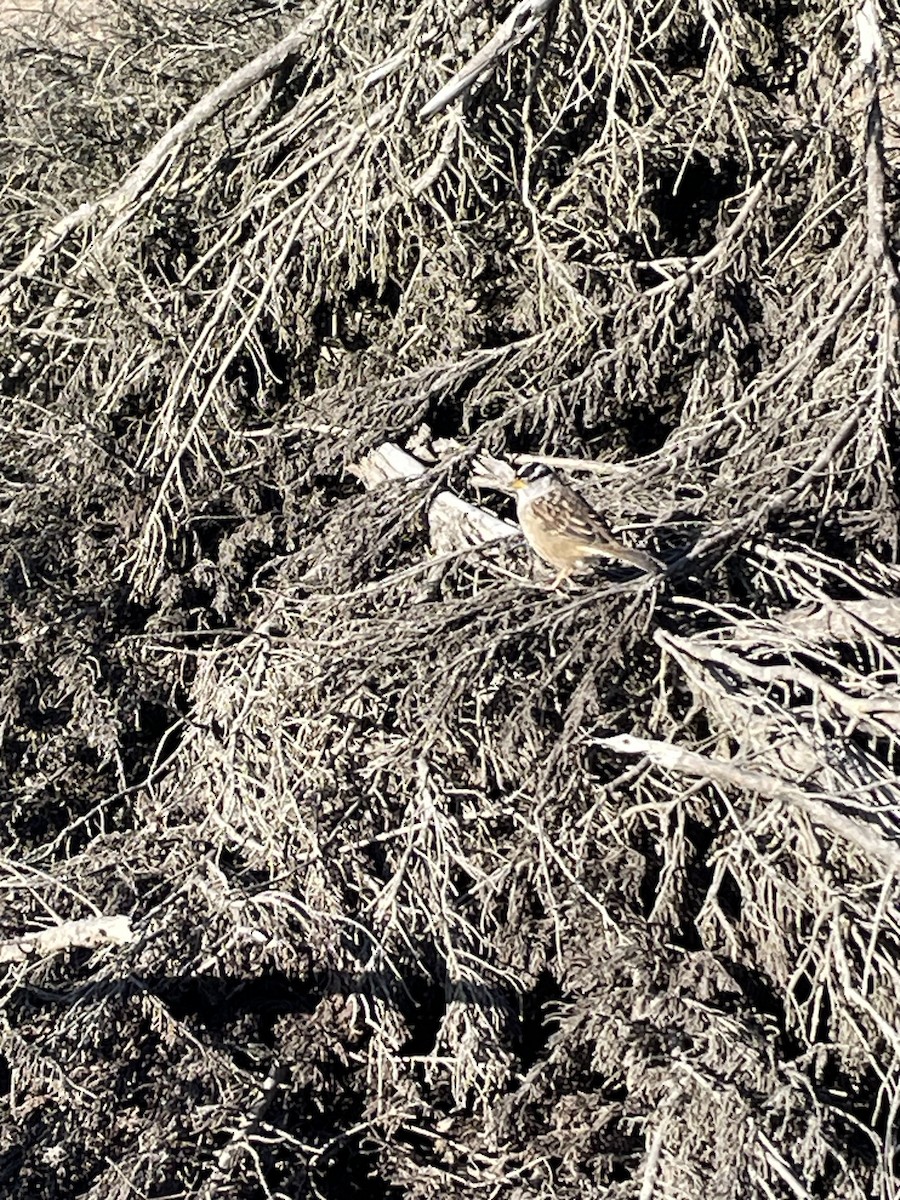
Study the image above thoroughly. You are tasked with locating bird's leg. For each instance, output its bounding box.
[549,566,572,589]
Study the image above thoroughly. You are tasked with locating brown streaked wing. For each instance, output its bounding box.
[529,491,617,544]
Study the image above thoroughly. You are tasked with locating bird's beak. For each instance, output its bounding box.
[510,477,526,490]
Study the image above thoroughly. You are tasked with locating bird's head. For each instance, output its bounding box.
[511,461,556,491]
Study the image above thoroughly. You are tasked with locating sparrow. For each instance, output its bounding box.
[510,462,661,586]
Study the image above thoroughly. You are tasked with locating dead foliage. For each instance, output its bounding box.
[0,0,899,1196]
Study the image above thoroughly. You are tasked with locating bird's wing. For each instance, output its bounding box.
[528,490,618,545]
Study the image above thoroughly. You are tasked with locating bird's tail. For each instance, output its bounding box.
[608,543,663,575]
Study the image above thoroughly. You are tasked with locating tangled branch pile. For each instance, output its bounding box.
[1,0,898,1196]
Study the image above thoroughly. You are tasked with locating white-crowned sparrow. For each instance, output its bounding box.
[511,462,661,585]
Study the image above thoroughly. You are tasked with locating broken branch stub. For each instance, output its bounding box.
[354,441,519,557]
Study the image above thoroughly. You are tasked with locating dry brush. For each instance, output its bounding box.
[0,0,898,1197]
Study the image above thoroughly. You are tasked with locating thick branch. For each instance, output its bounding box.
[419,0,556,118]
[858,0,900,289]
[0,915,133,963]
[355,442,519,552]
[600,734,900,874]
[0,2,333,312]
[778,598,900,643]
[656,627,900,738]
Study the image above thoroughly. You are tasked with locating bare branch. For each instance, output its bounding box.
[0,2,335,316]
[599,734,900,874]
[419,0,556,118]
[0,915,133,963]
